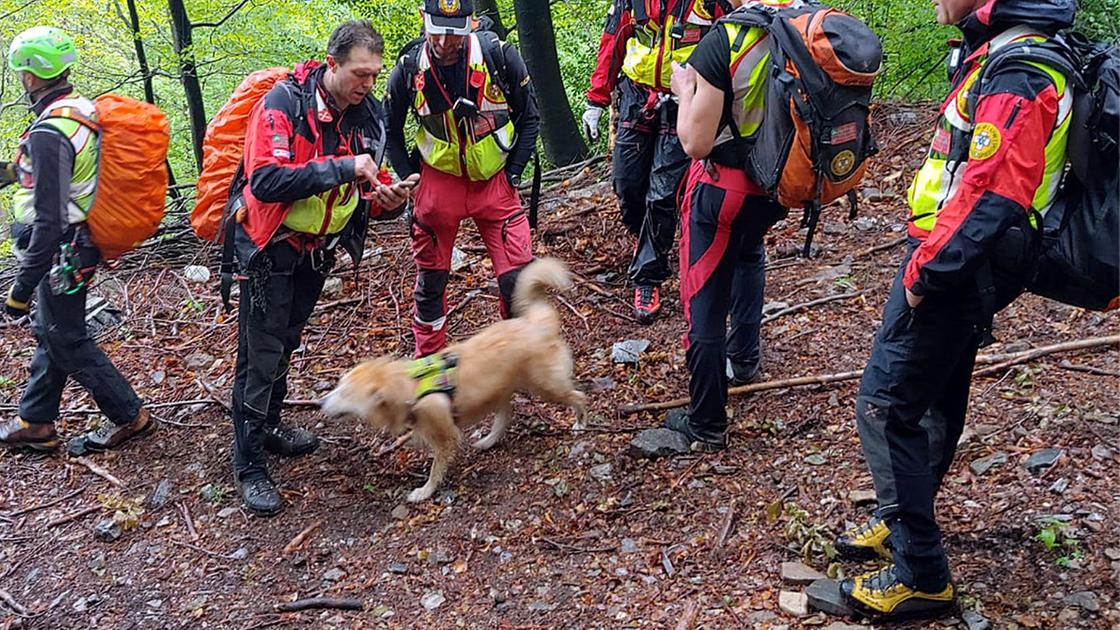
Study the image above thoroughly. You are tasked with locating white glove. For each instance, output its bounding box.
[582,105,605,142]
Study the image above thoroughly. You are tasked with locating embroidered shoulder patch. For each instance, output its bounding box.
[969,122,1001,161]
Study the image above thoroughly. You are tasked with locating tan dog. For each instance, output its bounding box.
[321,258,587,502]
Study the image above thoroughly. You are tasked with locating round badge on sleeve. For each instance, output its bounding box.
[969,122,1001,160]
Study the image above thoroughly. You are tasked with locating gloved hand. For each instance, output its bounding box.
[4,287,29,319]
[506,169,523,189]
[582,105,605,142]
[0,161,16,188]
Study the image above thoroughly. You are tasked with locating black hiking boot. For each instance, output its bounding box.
[237,474,282,517]
[726,359,762,387]
[262,423,319,457]
[664,408,727,452]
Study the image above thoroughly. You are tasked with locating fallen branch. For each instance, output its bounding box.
[674,600,699,630]
[283,520,322,554]
[196,379,232,412]
[1057,360,1119,378]
[178,501,199,542]
[0,589,29,616]
[761,291,863,326]
[169,539,238,561]
[74,457,126,488]
[7,488,83,518]
[46,505,100,528]
[538,536,615,554]
[376,432,413,457]
[274,597,364,613]
[620,335,1119,414]
[856,235,907,258]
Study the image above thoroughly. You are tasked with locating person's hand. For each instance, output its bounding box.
[582,105,605,142]
[370,173,419,210]
[352,154,380,185]
[4,287,29,320]
[905,288,923,309]
[670,61,696,99]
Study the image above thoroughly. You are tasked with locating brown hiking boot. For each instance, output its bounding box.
[68,408,157,456]
[0,418,60,451]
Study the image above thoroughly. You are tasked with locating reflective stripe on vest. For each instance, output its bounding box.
[713,22,770,148]
[907,26,1072,232]
[621,0,715,91]
[413,34,515,181]
[12,96,99,227]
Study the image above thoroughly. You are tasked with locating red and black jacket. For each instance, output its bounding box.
[233,60,392,269]
[904,0,1076,297]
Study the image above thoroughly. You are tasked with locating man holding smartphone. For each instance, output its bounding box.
[385,0,540,357]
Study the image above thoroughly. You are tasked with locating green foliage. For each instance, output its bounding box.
[1035,517,1085,566]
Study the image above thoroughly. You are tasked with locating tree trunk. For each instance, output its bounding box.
[475,0,507,39]
[127,0,179,198]
[168,0,207,172]
[511,0,587,166]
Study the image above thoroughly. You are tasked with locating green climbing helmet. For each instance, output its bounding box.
[8,26,78,80]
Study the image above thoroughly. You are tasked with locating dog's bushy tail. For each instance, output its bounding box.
[512,257,572,317]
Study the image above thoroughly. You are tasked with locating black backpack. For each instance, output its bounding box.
[973,33,1119,311]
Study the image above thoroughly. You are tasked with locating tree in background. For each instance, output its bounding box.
[512,0,587,166]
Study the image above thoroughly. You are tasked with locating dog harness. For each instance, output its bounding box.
[407,352,459,401]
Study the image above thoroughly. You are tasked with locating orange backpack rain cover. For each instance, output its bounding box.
[192,67,289,242]
[86,94,170,260]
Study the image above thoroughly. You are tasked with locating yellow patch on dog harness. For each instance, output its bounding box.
[407,352,458,400]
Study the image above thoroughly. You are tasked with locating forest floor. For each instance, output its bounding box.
[1,105,1118,629]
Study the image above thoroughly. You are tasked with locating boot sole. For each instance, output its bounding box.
[3,439,61,452]
[845,590,956,622]
[81,418,158,454]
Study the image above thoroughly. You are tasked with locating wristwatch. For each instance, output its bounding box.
[507,172,522,188]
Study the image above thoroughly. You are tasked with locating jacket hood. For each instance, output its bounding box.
[960,0,1076,44]
[293,59,324,83]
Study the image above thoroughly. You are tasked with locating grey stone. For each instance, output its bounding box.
[1091,444,1115,461]
[1064,591,1100,613]
[146,599,163,609]
[147,479,173,509]
[628,428,690,459]
[822,623,865,630]
[778,591,809,617]
[848,489,878,507]
[804,453,827,466]
[823,222,848,235]
[66,436,90,457]
[388,562,408,574]
[435,490,457,506]
[450,247,469,272]
[321,277,343,296]
[420,591,445,611]
[1049,478,1070,495]
[853,216,878,231]
[806,579,854,617]
[612,339,650,364]
[230,547,249,561]
[150,370,165,385]
[322,568,346,582]
[428,548,453,565]
[620,538,639,554]
[748,610,779,624]
[527,601,556,612]
[589,463,613,482]
[1026,448,1064,473]
[962,609,991,630]
[970,451,1009,476]
[185,352,214,370]
[390,504,409,520]
[589,377,615,392]
[217,507,238,519]
[94,519,122,542]
[1104,548,1120,561]
[781,561,826,585]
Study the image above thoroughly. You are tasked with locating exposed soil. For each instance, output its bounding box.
[1,104,1117,629]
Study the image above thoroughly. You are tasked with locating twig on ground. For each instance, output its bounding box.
[0,589,30,616]
[274,597,364,612]
[376,432,413,457]
[761,291,864,325]
[538,536,614,554]
[621,335,1120,414]
[1056,360,1119,378]
[7,488,83,518]
[283,520,322,553]
[713,499,738,554]
[178,501,199,542]
[170,539,237,560]
[46,505,100,528]
[674,600,699,630]
[74,457,126,488]
[196,378,232,412]
[856,235,907,258]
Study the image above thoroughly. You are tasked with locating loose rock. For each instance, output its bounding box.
[185,352,214,370]
[390,505,409,520]
[1064,591,1100,613]
[589,463,613,482]
[962,609,991,630]
[612,339,650,364]
[970,452,1008,476]
[420,591,445,611]
[322,567,346,582]
[806,579,854,617]
[848,489,877,507]
[321,277,343,296]
[1026,448,1064,473]
[620,538,639,554]
[781,561,826,585]
[147,479,173,509]
[94,519,122,542]
[778,591,809,617]
[628,428,690,459]
[182,265,211,283]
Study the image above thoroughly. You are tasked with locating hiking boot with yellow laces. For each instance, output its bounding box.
[836,512,893,561]
[841,564,955,621]
[0,418,60,451]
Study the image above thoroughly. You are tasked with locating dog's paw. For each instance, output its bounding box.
[472,436,499,450]
[407,486,435,503]
[570,420,587,433]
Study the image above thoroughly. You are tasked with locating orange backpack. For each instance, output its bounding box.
[59,94,170,260]
[192,67,289,242]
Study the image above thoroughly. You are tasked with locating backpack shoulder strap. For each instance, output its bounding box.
[400,37,426,102]
[476,30,511,97]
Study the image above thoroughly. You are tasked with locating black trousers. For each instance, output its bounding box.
[231,242,329,481]
[856,233,1032,591]
[612,77,690,287]
[18,248,141,426]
